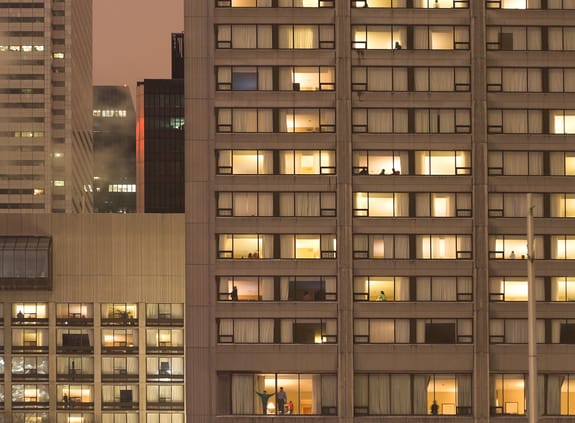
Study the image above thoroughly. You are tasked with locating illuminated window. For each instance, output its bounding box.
[279,150,335,174]
[217,150,273,174]
[280,234,336,259]
[54,180,65,187]
[52,52,64,59]
[417,235,471,259]
[218,234,273,259]
[552,236,575,259]
[352,25,406,49]
[353,276,410,301]
[353,150,408,175]
[490,374,525,415]
[550,110,575,134]
[415,151,470,175]
[551,277,575,301]
[353,192,409,217]
[550,194,575,217]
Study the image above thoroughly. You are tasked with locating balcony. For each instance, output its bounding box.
[102,369,139,383]
[102,401,139,410]
[12,314,49,326]
[101,343,138,354]
[12,344,49,354]
[12,400,49,409]
[102,312,138,326]
[11,369,49,382]
[146,400,185,411]
[56,314,93,326]
[146,314,184,327]
[57,371,94,383]
[57,399,94,410]
[146,343,184,354]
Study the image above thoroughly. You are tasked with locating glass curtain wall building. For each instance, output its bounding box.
[186,0,575,420]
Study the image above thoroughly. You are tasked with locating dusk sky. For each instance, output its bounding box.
[93,0,184,102]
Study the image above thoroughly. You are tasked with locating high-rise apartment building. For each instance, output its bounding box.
[0,0,93,213]
[93,86,137,213]
[186,0,575,421]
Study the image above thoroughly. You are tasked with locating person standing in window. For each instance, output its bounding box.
[256,390,274,414]
[230,286,238,301]
[276,387,287,414]
[378,290,387,301]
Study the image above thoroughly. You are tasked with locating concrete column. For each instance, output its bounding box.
[336,0,353,421]
[471,2,490,422]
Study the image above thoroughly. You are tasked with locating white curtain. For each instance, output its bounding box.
[432,277,457,300]
[259,320,274,343]
[369,374,390,414]
[232,25,257,48]
[233,109,257,132]
[503,69,526,91]
[258,109,273,132]
[417,277,431,300]
[527,68,542,91]
[234,319,259,344]
[395,236,409,259]
[295,193,321,216]
[368,109,393,132]
[280,235,294,258]
[322,375,337,409]
[355,374,369,411]
[457,374,472,408]
[294,26,318,48]
[413,375,429,414]
[279,193,294,216]
[319,109,335,129]
[503,110,527,133]
[261,235,274,259]
[505,320,528,343]
[218,26,231,45]
[370,320,395,343]
[396,319,410,342]
[546,375,563,415]
[261,277,274,301]
[279,67,293,90]
[413,27,429,49]
[430,68,454,91]
[280,277,290,300]
[548,27,563,50]
[232,374,254,414]
[395,277,410,301]
[312,375,322,413]
[395,193,409,216]
[281,320,293,343]
[549,152,565,175]
[258,67,273,90]
[369,68,393,91]
[391,375,411,414]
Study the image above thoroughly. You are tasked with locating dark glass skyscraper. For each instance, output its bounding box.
[136,34,184,213]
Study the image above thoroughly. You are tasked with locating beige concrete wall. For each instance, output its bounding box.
[0,213,184,302]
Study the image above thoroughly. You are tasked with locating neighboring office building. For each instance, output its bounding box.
[93,86,137,213]
[136,34,185,213]
[0,213,185,423]
[0,0,93,213]
[186,0,575,421]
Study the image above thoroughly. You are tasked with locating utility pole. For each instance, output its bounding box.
[527,193,537,423]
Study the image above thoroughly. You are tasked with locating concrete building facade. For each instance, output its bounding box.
[0,214,185,423]
[0,0,94,213]
[186,1,575,422]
